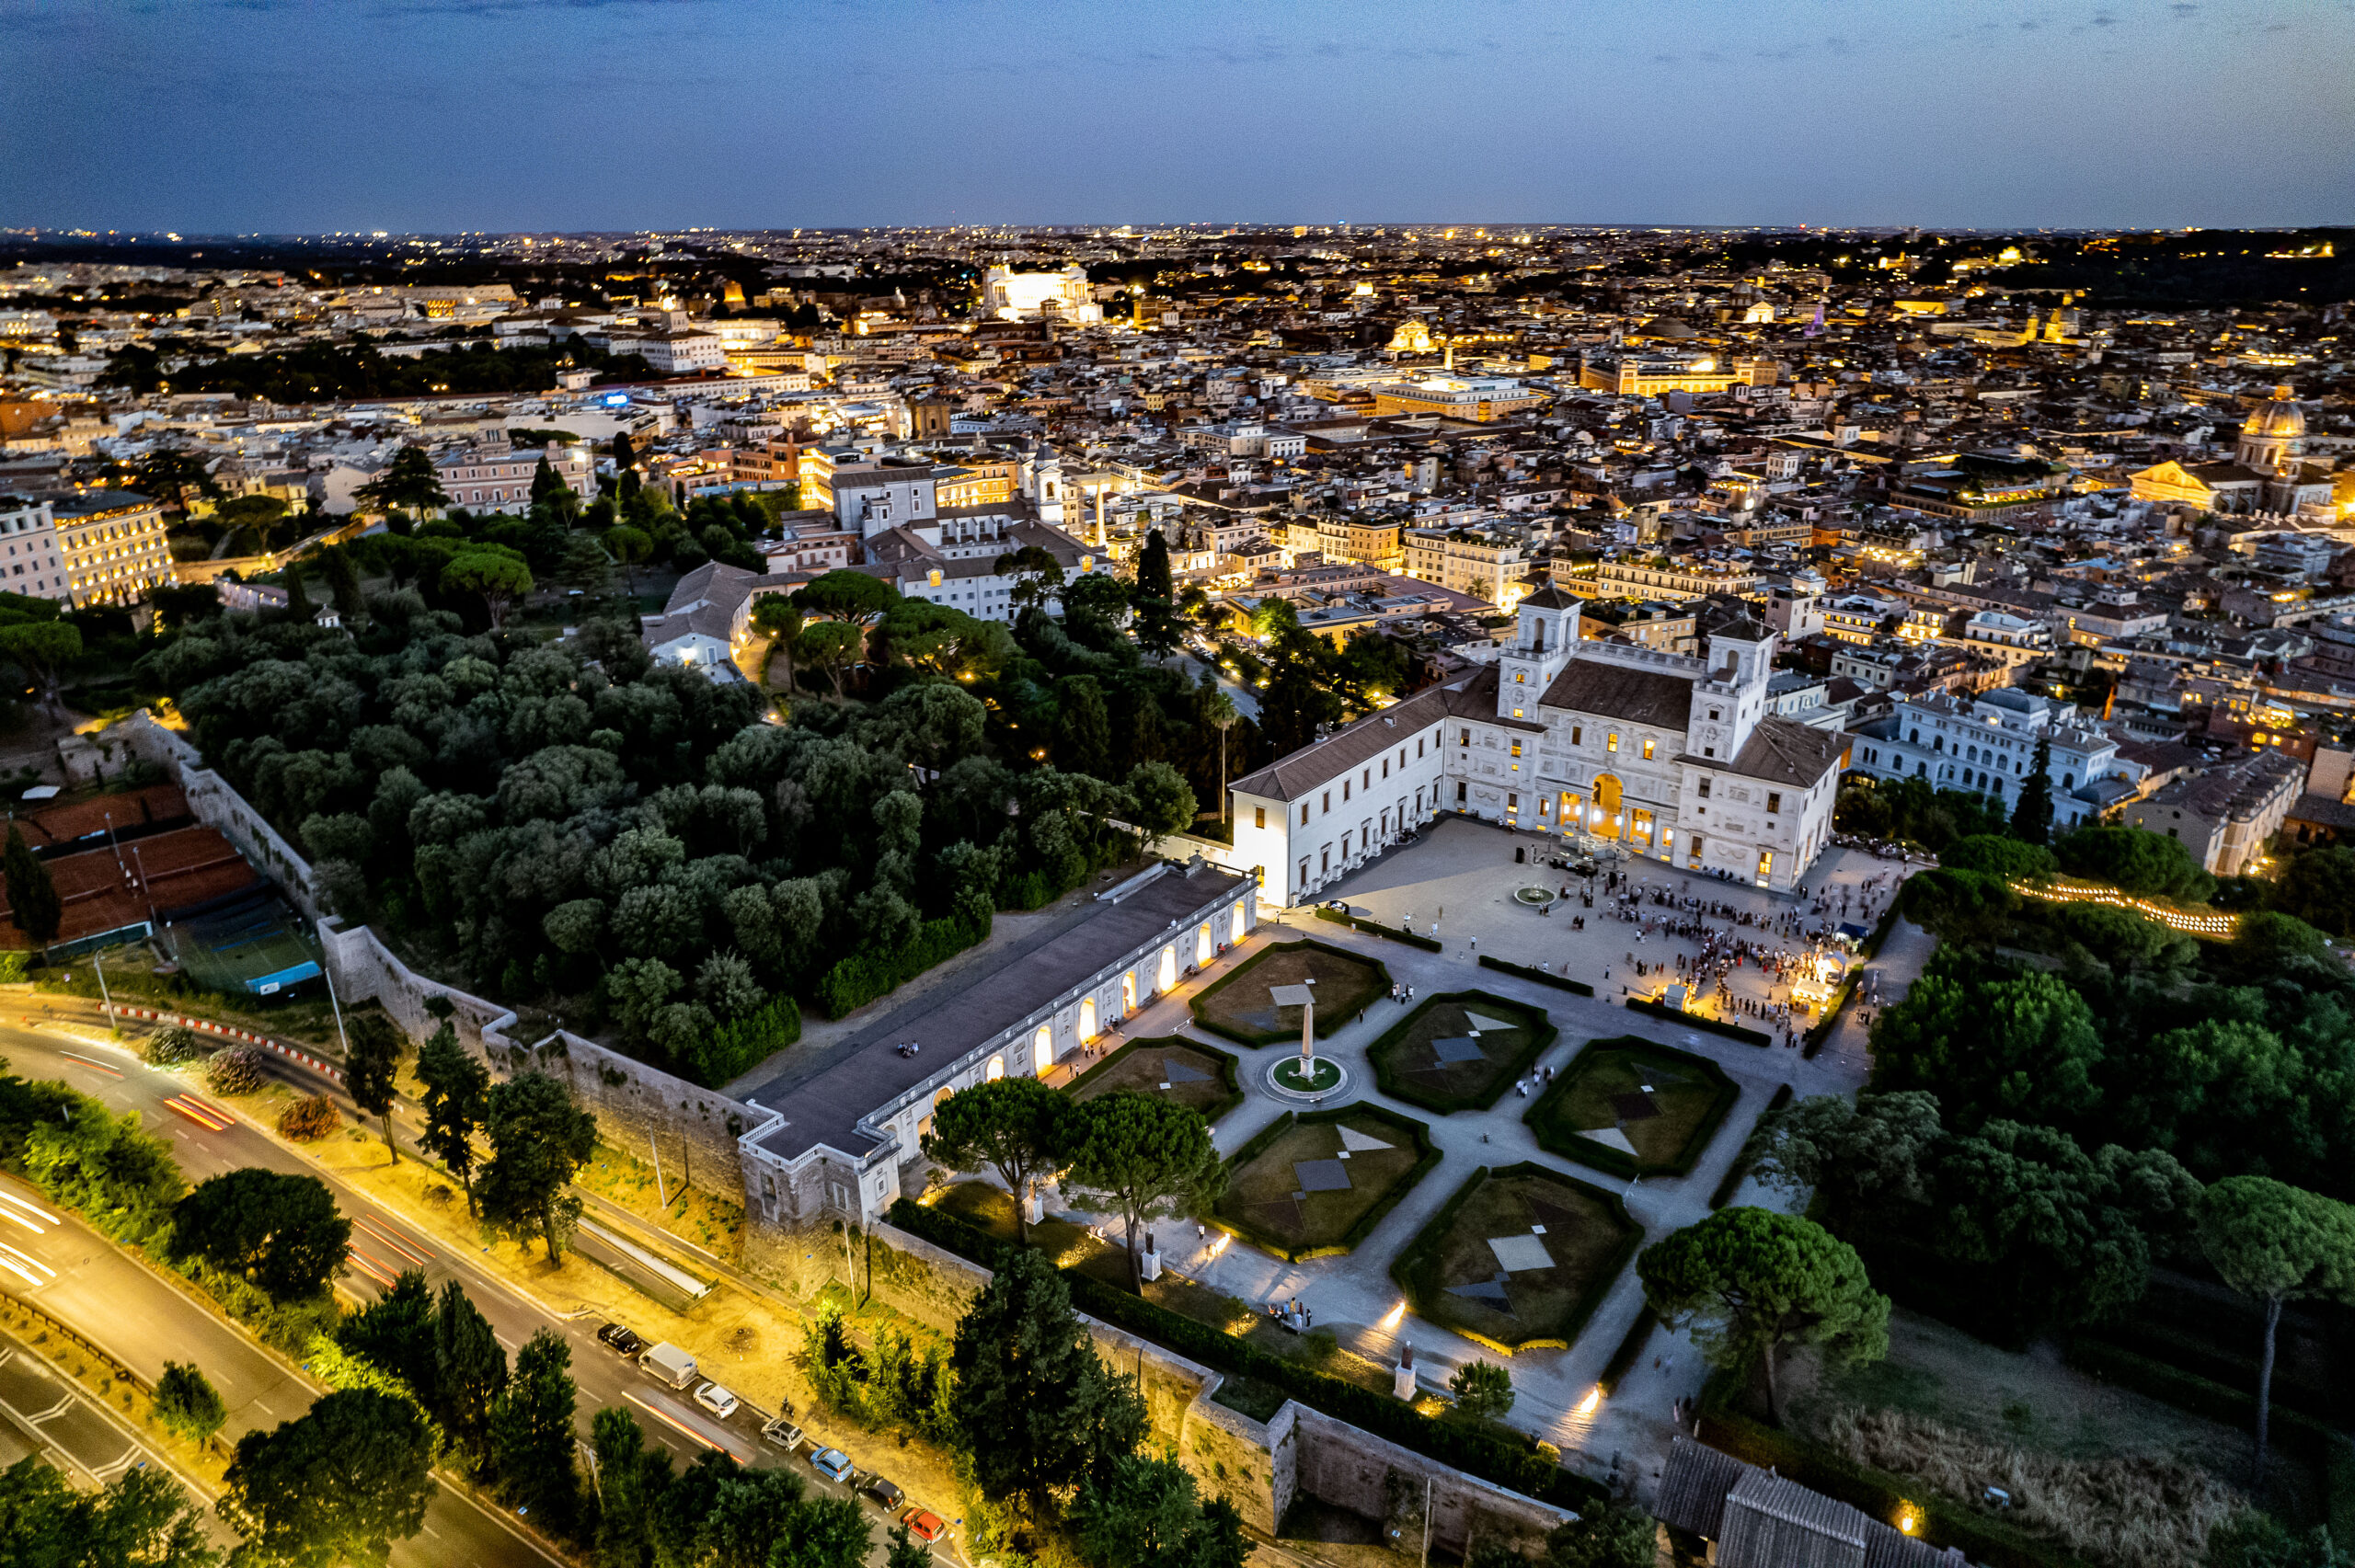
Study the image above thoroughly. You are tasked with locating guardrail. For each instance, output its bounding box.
[0,1281,235,1462]
[87,1004,344,1084]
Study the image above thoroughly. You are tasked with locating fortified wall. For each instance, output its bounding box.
[111,711,1577,1552]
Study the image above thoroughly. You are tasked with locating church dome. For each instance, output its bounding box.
[2243,384,2306,441]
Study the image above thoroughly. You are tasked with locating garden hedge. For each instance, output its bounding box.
[1524,1036,1739,1179]
[1314,906,1443,951]
[1476,954,1595,996]
[1624,996,1774,1047]
[1063,1034,1244,1125]
[1187,939,1390,1047]
[1595,1306,1659,1397]
[1388,1161,1638,1355]
[886,1196,1602,1512]
[1365,989,1556,1115]
[1212,1102,1440,1261]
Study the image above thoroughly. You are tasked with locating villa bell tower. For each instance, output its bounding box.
[1498,583,1582,718]
[1692,614,1776,761]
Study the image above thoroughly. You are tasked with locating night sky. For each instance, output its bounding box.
[7,0,2350,233]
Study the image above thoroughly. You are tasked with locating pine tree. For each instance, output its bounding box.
[2011,737,2054,846]
[4,824,61,945]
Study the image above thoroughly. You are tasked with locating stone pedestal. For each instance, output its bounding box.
[1024,1190,1044,1226]
[1141,1232,1161,1283]
[1393,1345,1418,1401]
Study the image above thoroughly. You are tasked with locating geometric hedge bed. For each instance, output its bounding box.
[1390,1161,1640,1355]
[1064,1034,1246,1125]
[1189,939,1391,1047]
[1365,989,1556,1114]
[1524,1036,1739,1180]
[1212,1101,1439,1263]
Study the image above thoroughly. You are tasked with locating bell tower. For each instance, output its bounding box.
[1497,584,1581,717]
[1692,615,1776,760]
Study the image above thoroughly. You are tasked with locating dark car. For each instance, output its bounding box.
[597,1323,645,1356]
[862,1477,906,1511]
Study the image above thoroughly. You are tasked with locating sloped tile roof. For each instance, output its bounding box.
[1537,658,1695,728]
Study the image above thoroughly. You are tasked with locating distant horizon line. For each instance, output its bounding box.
[11,222,2353,244]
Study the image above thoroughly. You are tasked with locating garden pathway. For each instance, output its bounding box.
[1041,816,1936,1498]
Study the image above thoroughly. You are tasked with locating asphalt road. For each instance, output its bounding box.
[0,1018,940,1568]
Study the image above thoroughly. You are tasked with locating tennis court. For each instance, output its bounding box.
[162,897,321,996]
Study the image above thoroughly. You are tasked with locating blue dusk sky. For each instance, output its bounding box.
[5,0,2350,233]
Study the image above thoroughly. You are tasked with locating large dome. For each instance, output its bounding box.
[2243,384,2306,440]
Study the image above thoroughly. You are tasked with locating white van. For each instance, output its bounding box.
[640,1342,698,1390]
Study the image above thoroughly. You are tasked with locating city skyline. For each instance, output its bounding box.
[6,0,2352,235]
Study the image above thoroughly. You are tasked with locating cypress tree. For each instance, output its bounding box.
[2011,737,2054,846]
[5,824,61,944]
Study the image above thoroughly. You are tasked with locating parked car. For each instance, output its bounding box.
[596,1323,645,1356]
[761,1415,804,1452]
[809,1448,854,1483]
[902,1509,948,1545]
[861,1477,905,1511]
[693,1380,740,1419]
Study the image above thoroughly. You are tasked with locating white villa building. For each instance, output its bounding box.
[1228,585,1852,902]
[1846,687,2145,829]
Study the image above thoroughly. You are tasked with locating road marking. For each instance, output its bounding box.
[57,1052,123,1080]
[421,1526,442,1540]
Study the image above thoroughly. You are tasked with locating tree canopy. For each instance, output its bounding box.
[1637,1207,1889,1422]
[1062,1093,1227,1292]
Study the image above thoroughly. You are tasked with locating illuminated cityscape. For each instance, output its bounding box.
[2,4,2353,1567]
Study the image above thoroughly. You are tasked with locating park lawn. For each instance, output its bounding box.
[1212,1105,1434,1261]
[1366,990,1554,1113]
[1526,1036,1738,1177]
[1066,1035,1243,1124]
[1190,940,1388,1047]
[1779,1309,2305,1568]
[1391,1163,1637,1353]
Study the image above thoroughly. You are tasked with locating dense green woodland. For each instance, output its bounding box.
[137,576,1269,1086]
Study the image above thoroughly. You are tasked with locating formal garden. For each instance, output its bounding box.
[1365,989,1555,1113]
[1392,1162,1638,1354]
[1212,1104,1439,1262]
[1189,939,1390,1047]
[1064,1035,1244,1124]
[1524,1036,1739,1178]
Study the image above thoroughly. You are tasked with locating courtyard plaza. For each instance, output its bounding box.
[1017,815,1930,1500]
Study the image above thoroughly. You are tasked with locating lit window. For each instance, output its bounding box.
[1607,733,1619,752]
[1641,738,1655,760]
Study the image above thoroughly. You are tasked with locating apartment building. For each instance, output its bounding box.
[435,440,595,515]
[50,489,170,606]
[1402,528,1528,607]
[0,496,69,601]
[1591,557,1762,602]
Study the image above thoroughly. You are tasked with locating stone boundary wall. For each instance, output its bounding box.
[118,713,323,921]
[859,1220,1568,1549]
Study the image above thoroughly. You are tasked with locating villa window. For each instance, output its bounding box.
[1255,807,1266,830]
[1768,793,1782,814]
[1641,738,1655,760]
[1607,733,1619,752]
[1571,727,1582,746]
